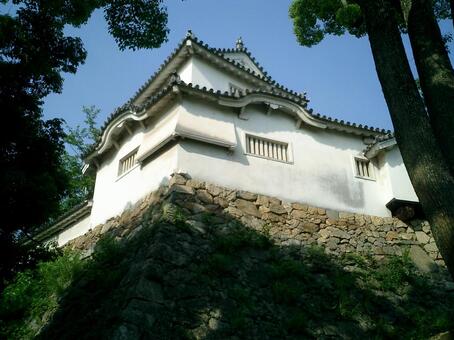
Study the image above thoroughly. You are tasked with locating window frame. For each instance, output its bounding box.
[117,147,139,179]
[244,133,293,164]
[353,156,375,181]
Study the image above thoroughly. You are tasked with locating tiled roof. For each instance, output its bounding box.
[84,75,392,160]
[83,32,392,160]
[127,31,308,106]
[363,133,396,156]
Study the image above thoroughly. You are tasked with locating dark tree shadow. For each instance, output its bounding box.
[37,188,454,340]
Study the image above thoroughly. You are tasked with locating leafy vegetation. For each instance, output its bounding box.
[60,106,100,213]
[0,250,84,339]
[2,202,454,339]
[0,0,170,287]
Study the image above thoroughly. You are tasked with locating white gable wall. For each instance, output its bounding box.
[223,52,264,76]
[190,56,255,93]
[178,58,193,84]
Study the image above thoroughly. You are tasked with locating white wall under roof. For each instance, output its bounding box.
[181,56,254,93]
[89,107,180,227]
[177,97,398,217]
[223,51,264,76]
[381,147,418,203]
[56,214,91,246]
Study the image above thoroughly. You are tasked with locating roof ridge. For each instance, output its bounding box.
[126,32,309,107]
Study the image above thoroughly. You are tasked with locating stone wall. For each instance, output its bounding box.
[67,173,444,273]
[43,172,454,339]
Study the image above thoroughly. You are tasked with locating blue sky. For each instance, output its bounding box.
[42,0,453,132]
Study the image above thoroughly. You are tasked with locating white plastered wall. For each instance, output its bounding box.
[176,97,394,217]
[223,52,264,76]
[180,55,254,93]
[89,107,180,227]
[380,147,418,203]
[56,215,91,246]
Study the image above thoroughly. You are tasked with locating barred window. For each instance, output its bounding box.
[355,157,373,179]
[246,134,289,162]
[118,149,137,176]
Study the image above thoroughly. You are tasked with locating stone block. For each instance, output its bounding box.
[339,212,354,219]
[168,184,195,195]
[225,206,243,218]
[400,233,414,240]
[206,183,222,197]
[415,231,430,244]
[291,209,307,219]
[318,228,330,239]
[386,231,399,241]
[263,212,284,222]
[371,216,384,226]
[255,195,269,207]
[424,242,439,253]
[236,191,258,201]
[422,224,431,233]
[196,190,213,204]
[307,206,318,215]
[169,173,188,186]
[213,196,229,208]
[181,202,207,214]
[291,202,308,211]
[301,222,319,233]
[269,203,287,215]
[409,245,438,273]
[326,209,339,220]
[186,179,205,189]
[234,199,261,217]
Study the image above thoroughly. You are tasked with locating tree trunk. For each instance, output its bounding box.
[360,0,454,279]
[407,0,454,176]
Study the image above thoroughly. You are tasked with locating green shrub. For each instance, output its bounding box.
[271,281,302,305]
[215,228,272,253]
[372,254,413,293]
[267,259,308,280]
[286,310,308,335]
[206,253,235,275]
[0,250,84,339]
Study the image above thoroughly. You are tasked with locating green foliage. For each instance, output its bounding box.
[3,209,454,339]
[271,281,302,304]
[286,311,308,335]
[0,251,84,339]
[215,227,272,253]
[92,235,125,265]
[289,0,365,47]
[206,253,235,274]
[0,0,170,285]
[372,253,413,293]
[161,203,189,230]
[268,259,308,280]
[335,3,362,27]
[289,0,450,47]
[59,106,101,212]
[104,0,169,51]
[230,308,252,331]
